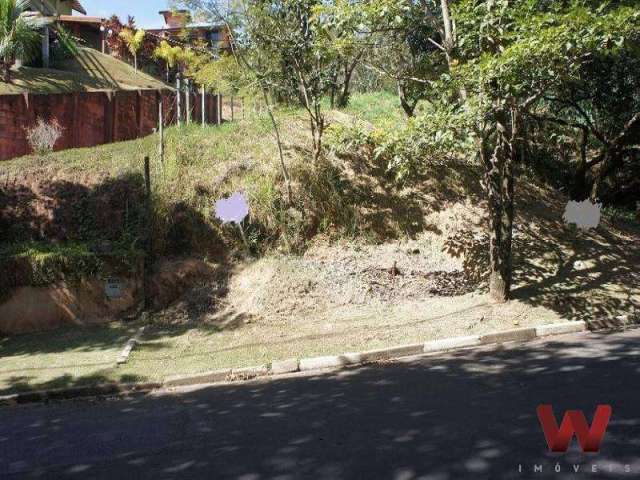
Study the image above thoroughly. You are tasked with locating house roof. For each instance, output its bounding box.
[72,1,86,15]
[26,0,86,16]
[58,15,103,25]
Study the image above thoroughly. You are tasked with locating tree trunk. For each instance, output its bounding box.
[482,109,517,303]
[261,88,293,206]
[572,128,590,200]
[2,62,10,82]
[590,149,622,202]
[336,63,355,108]
[397,81,415,118]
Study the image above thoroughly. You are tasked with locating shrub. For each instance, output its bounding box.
[25,118,64,155]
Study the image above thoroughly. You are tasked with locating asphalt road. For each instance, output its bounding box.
[2,329,640,480]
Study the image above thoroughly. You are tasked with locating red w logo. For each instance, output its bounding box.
[537,405,612,453]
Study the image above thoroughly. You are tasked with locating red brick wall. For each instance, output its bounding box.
[0,90,221,161]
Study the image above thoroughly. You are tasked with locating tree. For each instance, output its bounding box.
[119,27,145,72]
[448,0,640,302]
[0,0,42,82]
[153,40,183,82]
[246,0,340,164]
[533,49,640,202]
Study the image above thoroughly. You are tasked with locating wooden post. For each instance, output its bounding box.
[158,100,164,164]
[72,92,80,148]
[136,91,143,137]
[176,75,182,127]
[217,94,222,125]
[111,94,118,142]
[201,85,206,127]
[143,156,153,309]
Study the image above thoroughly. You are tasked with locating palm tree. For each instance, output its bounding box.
[119,27,145,73]
[153,40,182,82]
[0,0,43,82]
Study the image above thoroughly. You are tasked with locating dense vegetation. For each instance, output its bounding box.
[172,0,640,303]
[1,0,638,307]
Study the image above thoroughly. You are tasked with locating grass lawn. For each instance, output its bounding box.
[0,48,168,95]
[119,294,563,383]
[0,321,147,395]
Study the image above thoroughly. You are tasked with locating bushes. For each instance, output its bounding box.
[25,118,64,155]
[327,103,476,180]
[0,242,143,301]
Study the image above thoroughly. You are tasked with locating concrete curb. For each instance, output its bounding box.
[0,382,161,407]
[165,369,231,388]
[116,326,146,365]
[0,320,592,407]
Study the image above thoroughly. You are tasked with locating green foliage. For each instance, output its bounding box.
[191,53,250,96]
[153,40,182,70]
[119,28,146,57]
[0,242,143,300]
[0,0,43,79]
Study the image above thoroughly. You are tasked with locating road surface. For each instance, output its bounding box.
[1,329,639,479]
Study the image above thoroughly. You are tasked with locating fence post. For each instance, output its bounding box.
[176,74,182,127]
[143,156,153,310]
[201,85,206,127]
[185,78,191,125]
[158,100,164,164]
[217,94,222,125]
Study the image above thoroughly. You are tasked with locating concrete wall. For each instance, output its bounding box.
[0,89,221,161]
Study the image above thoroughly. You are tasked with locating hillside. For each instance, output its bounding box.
[2,93,638,323]
[0,48,169,95]
[1,91,639,389]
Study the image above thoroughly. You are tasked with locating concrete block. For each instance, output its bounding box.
[536,321,587,337]
[164,369,231,388]
[271,358,300,375]
[424,335,482,353]
[481,328,537,345]
[299,356,346,372]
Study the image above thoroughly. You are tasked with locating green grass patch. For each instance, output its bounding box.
[0,321,147,395]
[343,90,407,128]
[0,48,169,95]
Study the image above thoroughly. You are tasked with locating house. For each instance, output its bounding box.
[25,0,86,16]
[25,1,104,64]
[146,10,231,51]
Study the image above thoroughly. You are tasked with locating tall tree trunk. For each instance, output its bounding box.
[261,88,293,206]
[482,109,517,303]
[336,58,359,108]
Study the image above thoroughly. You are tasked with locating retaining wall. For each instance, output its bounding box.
[0,89,221,161]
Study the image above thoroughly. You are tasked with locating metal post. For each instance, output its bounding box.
[185,78,191,125]
[42,25,50,69]
[201,85,206,127]
[176,74,182,127]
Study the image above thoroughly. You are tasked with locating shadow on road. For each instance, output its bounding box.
[1,330,639,479]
